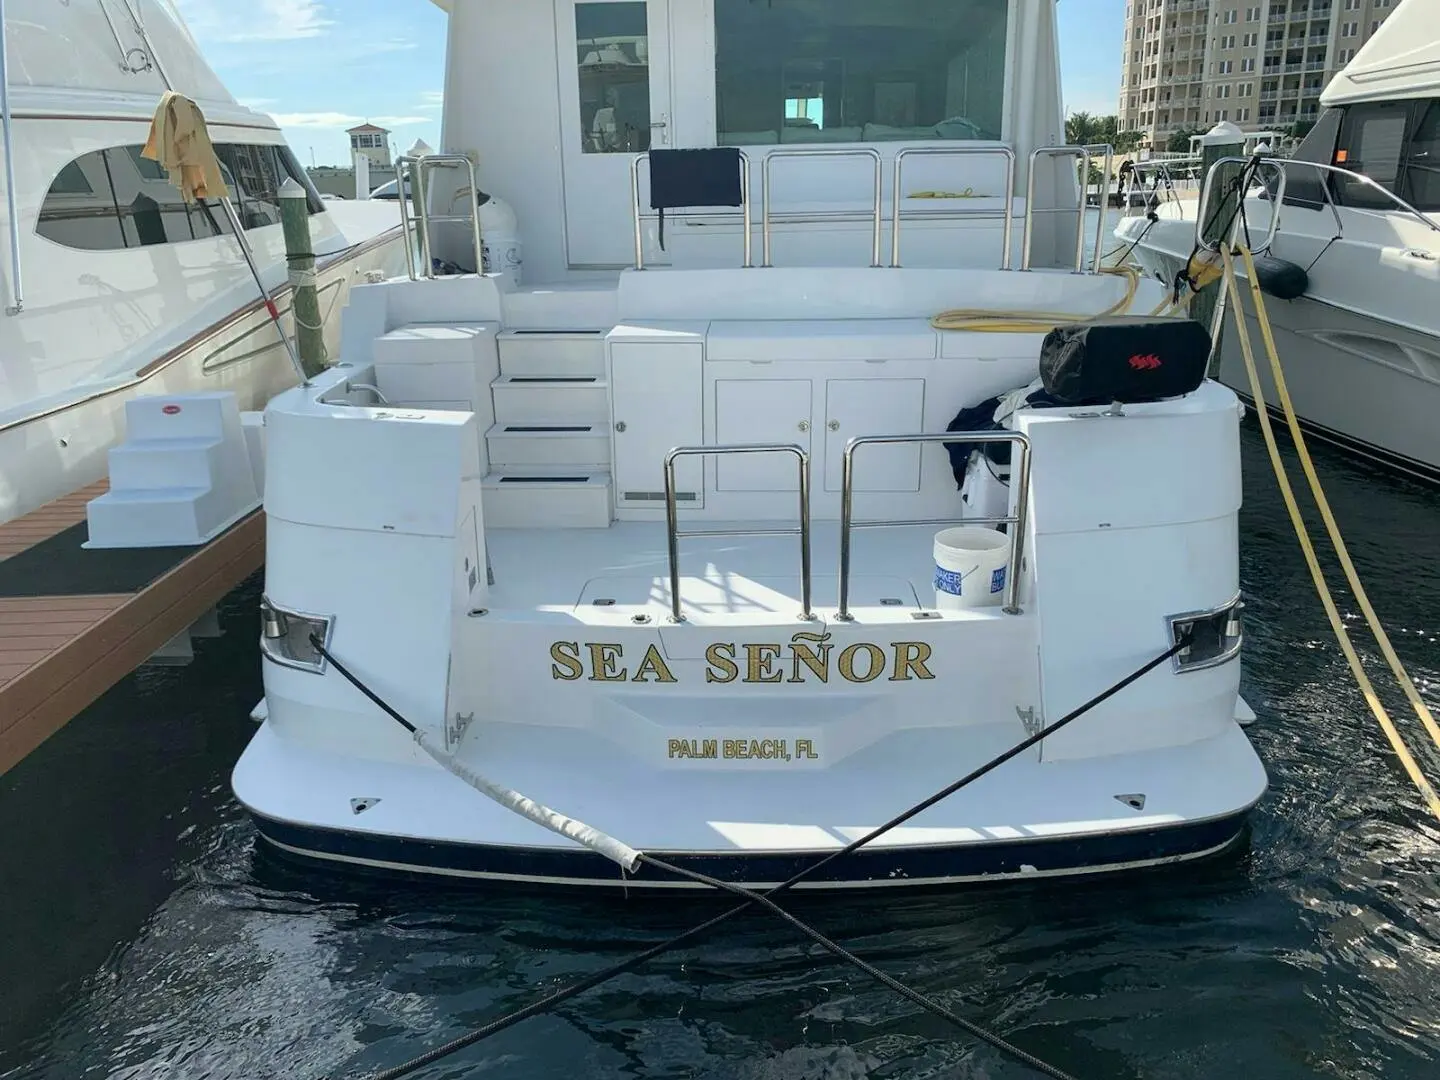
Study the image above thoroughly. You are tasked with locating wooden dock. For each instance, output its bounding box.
[0,480,264,775]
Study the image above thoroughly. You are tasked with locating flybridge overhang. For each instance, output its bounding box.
[1320,0,1440,108]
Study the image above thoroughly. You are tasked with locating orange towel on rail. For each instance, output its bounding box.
[140,91,230,203]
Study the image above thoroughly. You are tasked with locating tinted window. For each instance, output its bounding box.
[714,0,1008,146]
[1335,102,1410,210]
[574,2,652,154]
[37,142,325,251]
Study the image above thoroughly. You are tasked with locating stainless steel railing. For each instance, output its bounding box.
[0,0,19,315]
[631,151,754,271]
[891,146,1017,269]
[837,432,1032,621]
[1193,155,1440,258]
[663,444,813,624]
[763,148,882,268]
[395,153,486,281]
[1022,144,1113,272]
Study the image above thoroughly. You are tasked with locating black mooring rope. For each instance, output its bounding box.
[307,632,1191,1080]
[638,853,1078,1080]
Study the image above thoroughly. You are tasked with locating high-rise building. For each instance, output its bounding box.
[1117,0,1402,151]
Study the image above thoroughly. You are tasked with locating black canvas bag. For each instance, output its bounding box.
[1038,317,1211,405]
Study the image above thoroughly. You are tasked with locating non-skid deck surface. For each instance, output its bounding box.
[0,480,264,775]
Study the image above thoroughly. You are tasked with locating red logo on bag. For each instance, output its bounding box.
[162,404,182,415]
[1128,353,1163,370]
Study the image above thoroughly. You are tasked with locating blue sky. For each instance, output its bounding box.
[175,0,1125,167]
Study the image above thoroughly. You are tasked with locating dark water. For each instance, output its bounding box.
[2,423,1438,1080]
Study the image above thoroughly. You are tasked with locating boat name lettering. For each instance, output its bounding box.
[667,738,819,762]
[549,633,935,685]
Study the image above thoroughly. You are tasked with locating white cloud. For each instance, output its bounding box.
[176,0,332,43]
[418,90,444,111]
[274,112,430,129]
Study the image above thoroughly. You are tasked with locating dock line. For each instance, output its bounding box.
[306,632,1192,1080]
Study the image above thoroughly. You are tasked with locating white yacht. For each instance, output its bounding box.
[233,0,1265,889]
[0,0,409,524]
[1115,0,1440,483]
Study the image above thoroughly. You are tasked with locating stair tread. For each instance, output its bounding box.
[483,470,611,486]
[111,437,223,452]
[497,329,607,338]
[91,486,211,502]
[487,423,610,437]
[492,374,608,385]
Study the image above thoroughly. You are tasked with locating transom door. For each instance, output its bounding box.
[556,0,673,268]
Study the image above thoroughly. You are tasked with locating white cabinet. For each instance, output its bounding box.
[612,344,704,508]
[714,379,812,491]
[823,379,925,492]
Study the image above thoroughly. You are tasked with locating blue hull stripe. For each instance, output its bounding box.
[251,812,1251,888]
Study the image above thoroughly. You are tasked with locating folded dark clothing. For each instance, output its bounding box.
[649,148,743,249]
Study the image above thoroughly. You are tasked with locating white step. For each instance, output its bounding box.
[108,436,223,491]
[502,282,618,330]
[497,330,606,377]
[85,486,222,548]
[486,423,611,468]
[491,375,609,424]
[482,470,612,529]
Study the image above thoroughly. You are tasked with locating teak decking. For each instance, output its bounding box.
[0,480,264,774]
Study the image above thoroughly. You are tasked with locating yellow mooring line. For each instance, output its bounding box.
[1221,245,1440,823]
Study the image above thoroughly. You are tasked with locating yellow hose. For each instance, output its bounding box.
[931,265,1143,333]
[1221,245,1440,823]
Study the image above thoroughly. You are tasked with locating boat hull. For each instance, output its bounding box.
[249,810,1251,890]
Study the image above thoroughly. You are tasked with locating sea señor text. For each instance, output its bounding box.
[549,632,935,686]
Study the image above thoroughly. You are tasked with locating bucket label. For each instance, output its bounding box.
[991,567,1007,594]
[934,565,967,596]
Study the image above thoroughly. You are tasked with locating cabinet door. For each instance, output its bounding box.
[824,379,925,492]
[613,345,703,507]
[715,379,812,491]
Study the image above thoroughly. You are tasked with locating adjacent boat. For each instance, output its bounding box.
[1115,0,1440,483]
[234,0,1266,890]
[0,0,409,524]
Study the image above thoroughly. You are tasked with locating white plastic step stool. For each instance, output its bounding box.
[85,392,261,548]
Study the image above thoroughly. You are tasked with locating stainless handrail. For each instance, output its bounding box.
[1193,156,1440,257]
[1022,145,1112,272]
[0,0,20,314]
[663,444,812,623]
[116,0,171,86]
[763,148,882,268]
[837,432,1032,621]
[631,151,753,271]
[395,153,485,281]
[95,0,150,73]
[1079,143,1114,271]
[891,146,1017,269]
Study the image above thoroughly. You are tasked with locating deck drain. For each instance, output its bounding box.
[1114,793,1147,811]
[350,798,381,815]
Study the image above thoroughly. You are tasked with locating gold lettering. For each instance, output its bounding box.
[787,631,832,684]
[890,641,936,682]
[632,644,679,684]
[702,739,718,759]
[667,739,684,759]
[586,643,627,683]
[838,642,886,683]
[550,641,583,681]
[744,643,784,684]
[796,739,819,760]
[706,643,739,683]
[723,739,739,758]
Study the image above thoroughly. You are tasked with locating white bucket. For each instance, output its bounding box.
[933,527,1010,610]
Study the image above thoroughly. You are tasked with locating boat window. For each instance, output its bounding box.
[1333,101,1409,211]
[36,142,326,251]
[574,2,652,154]
[1402,100,1440,212]
[714,0,1008,147]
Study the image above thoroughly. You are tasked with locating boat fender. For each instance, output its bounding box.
[1251,254,1308,301]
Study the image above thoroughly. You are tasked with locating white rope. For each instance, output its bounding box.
[413,729,642,871]
[287,266,319,290]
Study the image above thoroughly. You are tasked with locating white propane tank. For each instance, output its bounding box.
[477,193,522,287]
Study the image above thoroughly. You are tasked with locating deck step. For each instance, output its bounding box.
[491,375,609,424]
[497,329,606,377]
[481,470,612,529]
[486,423,611,468]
